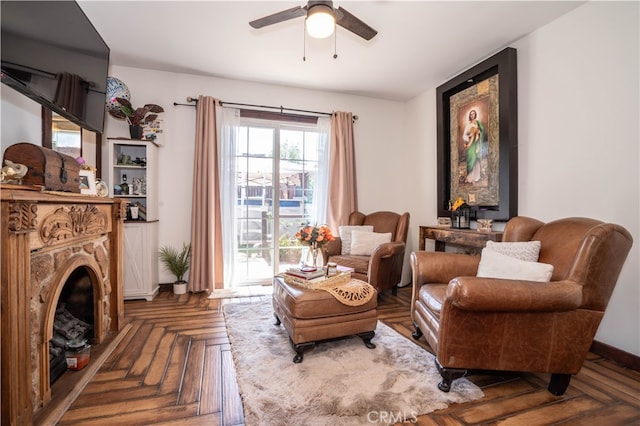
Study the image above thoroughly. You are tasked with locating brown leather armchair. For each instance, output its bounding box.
[411,216,633,395]
[325,211,410,295]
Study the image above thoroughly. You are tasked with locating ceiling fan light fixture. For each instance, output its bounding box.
[306,4,335,39]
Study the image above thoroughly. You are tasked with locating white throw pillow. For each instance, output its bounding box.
[477,248,553,282]
[339,225,374,255]
[350,231,392,256]
[485,240,541,262]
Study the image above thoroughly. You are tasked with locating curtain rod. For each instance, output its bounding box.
[173,96,358,120]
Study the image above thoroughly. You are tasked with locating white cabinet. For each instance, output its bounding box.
[123,221,159,301]
[106,138,159,300]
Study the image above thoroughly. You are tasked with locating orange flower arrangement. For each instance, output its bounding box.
[295,224,335,248]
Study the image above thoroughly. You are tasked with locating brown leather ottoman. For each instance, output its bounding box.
[272,275,378,363]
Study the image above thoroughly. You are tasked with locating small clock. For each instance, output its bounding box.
[96,180,109,197]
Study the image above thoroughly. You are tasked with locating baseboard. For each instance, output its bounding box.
[590,340,640,371]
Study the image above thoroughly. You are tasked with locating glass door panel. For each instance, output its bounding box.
[277,129,317,274]
[234,126,274,284]
[232,123,325,286]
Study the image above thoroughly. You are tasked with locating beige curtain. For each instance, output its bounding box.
[189,96,224,292]
[326,111,358,230]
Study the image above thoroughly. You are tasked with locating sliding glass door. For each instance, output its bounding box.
[230,118,329,286]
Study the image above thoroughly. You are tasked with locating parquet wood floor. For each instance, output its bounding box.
[58,286,640,425]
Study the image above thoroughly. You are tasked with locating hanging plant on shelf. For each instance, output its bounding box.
[108,97,164,139]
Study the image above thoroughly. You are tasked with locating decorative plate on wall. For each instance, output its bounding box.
[105,76,131,111]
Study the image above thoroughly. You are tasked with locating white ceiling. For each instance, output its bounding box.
[78,1,583,102]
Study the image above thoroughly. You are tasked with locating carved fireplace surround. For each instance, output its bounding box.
[1,186,126,425]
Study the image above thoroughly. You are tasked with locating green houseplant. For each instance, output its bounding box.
[158,243,191,295]
[108,97,164,139]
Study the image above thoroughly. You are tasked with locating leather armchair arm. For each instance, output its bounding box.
[411,251,480,286]
[446,277,583,312]
[367,242,406,290]
[371,241,404,259]
[368,241,404,273]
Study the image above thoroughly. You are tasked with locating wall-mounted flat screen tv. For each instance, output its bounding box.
[1,0,110,133]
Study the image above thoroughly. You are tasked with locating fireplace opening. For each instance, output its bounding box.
[49,267,95,385]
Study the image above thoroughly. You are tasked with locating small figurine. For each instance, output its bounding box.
[1,159,28,184]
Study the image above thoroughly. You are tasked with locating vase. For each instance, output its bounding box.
[173,281,187,295]
[305,245,323,269]
[129,124,143,139]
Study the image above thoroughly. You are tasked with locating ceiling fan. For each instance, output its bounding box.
[249,0,378,41]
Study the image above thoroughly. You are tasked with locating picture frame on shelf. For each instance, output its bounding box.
[79,169,97,195]
[436,47,518,221]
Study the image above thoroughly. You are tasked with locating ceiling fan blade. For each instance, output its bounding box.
[249,6,307,29]
[336,6,377,40]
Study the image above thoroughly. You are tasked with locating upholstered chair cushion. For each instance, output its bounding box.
[476,247,553,282]
[350,231,392,256]
[329,255,370,276]
[338,225,374,255]
[485,240,541,261]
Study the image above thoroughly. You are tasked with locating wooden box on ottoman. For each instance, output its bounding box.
[272,274,378,363]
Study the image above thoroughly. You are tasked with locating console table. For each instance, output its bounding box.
[419,226,503,252]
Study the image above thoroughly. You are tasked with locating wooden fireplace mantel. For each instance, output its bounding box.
[1,185,126,425]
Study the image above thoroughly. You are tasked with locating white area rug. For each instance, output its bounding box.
[207,286,272,299]
[223,299,483,425]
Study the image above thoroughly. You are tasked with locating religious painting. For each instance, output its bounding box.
[436,47,518,221]
[449,75,499,207]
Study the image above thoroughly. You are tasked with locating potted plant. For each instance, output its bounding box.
[158,243,191,295]
[108,97,164,139]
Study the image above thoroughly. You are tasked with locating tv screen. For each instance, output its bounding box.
[1,0,110,133]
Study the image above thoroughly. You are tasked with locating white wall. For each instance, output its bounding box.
[101,67,408,284]
[407,1,640,356]
[513,1,639,356]
[1,85,41,149]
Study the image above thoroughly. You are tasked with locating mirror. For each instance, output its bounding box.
[42,107,102,177]
[52,112,82,158]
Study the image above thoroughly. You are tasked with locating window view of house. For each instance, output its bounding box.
[232,122,326,285]
[52,112,82,159]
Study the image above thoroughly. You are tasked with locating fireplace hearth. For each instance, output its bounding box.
[49,267,95,384]
[1,186,126,425]
[50,304,93,384]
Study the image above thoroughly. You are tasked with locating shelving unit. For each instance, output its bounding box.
[107,139,159,221]
[106,138,159,301]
